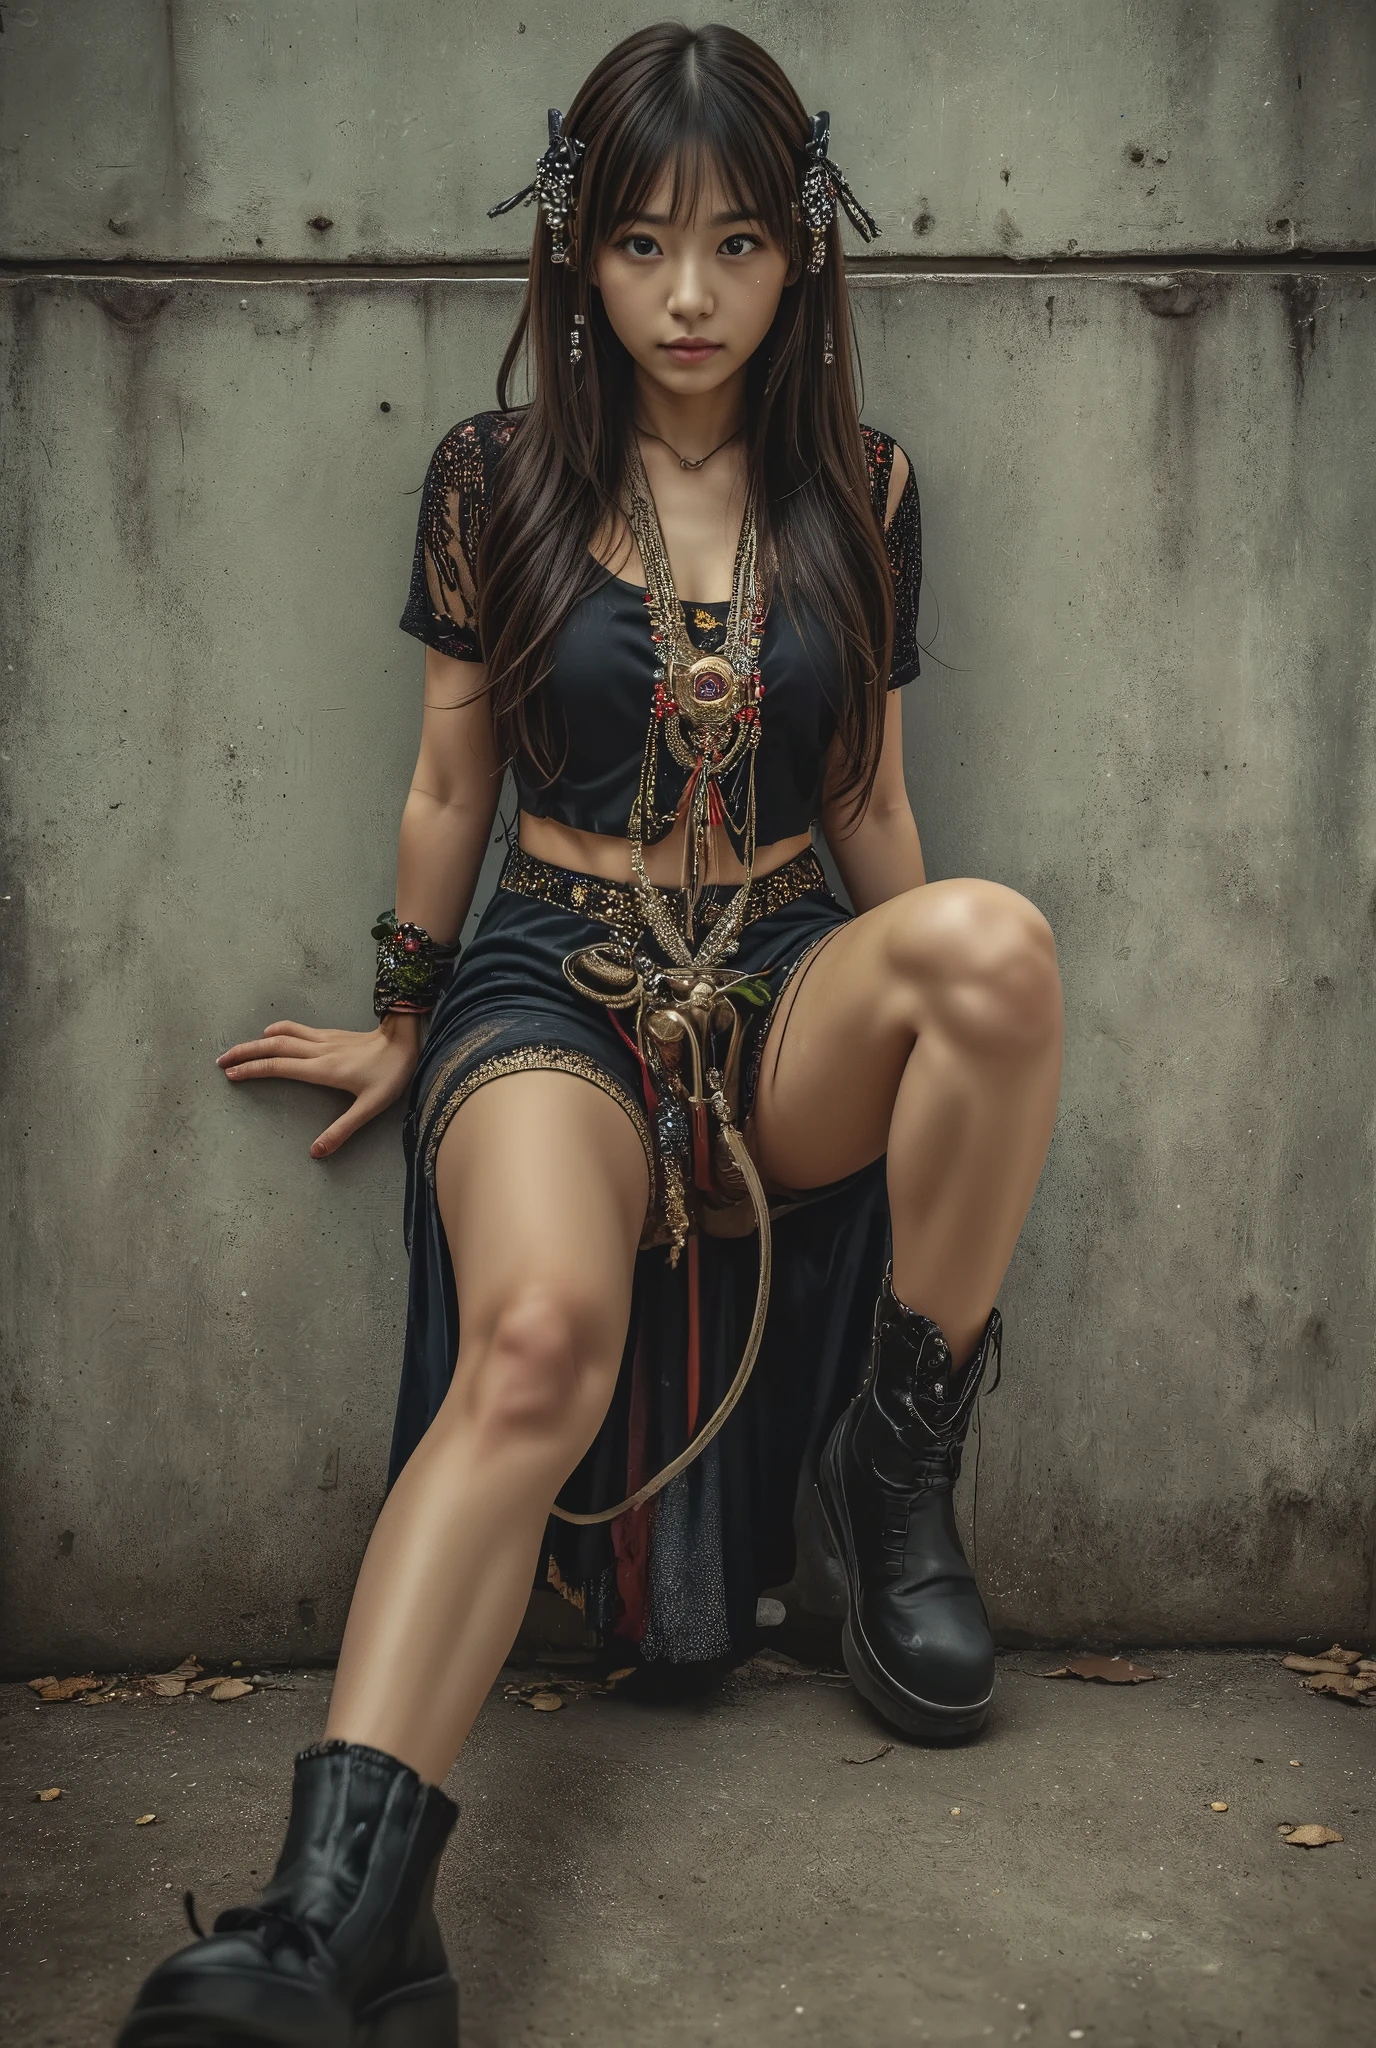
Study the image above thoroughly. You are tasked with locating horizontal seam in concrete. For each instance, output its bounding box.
[2,251,1375,285]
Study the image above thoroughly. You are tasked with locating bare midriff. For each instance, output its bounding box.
[518,811,813,886]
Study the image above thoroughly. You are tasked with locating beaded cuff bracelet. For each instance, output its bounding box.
[371,909,459,1018]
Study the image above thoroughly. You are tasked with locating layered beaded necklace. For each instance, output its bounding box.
[622,433,768,956]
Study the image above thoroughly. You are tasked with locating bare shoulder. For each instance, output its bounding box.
[859,422,914,530]
[884,444,911,529]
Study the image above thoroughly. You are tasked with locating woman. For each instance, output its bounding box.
[118,22,1062,2047]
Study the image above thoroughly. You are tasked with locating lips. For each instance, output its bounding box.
[662,340,722,362]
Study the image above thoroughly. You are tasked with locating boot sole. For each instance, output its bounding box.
[817,1428,992,1745]
[116,1972,458,2048]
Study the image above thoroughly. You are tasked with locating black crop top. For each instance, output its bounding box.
[399,409,921,843]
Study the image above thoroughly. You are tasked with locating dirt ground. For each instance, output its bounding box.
[2,1647,1372,2046]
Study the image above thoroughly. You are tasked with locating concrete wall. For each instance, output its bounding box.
[2,3,1374,1670]
[2,1,1374,262]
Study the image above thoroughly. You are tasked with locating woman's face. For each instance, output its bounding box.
[589,168,794,397]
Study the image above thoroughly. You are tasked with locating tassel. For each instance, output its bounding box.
[686,1234,702,1438]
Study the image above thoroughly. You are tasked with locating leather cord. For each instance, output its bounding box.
[548,1121,772,1527]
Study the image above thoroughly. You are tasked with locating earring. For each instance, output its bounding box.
[569,311,585,364]
[823,315,835,366]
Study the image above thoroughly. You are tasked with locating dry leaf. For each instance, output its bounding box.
[1281,1644,1361,1670]
[134,1813,157,1827]
[1281,1824,1343,1848]
[208,1679,253,1702]
[843,1744,894,1766]
[1302,1673,1376,1701]
[145,1677,187,1698]
[1042,1656,1160,1685]
[1357,1660,1376,1676]
[29,1674,103,1703]
[603,1668,637,1687]
[1210,1802,1229,1812]
[529,1691,563,1712]
[749,1650,816,1678]
[36,1788,63,1802]
[187,1678,222,1694]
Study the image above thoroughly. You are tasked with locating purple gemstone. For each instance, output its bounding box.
[693,673,727,702]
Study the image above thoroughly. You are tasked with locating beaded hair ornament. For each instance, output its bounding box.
[799,111,879,270]
[486,107,586,264]
[487,105,879,272]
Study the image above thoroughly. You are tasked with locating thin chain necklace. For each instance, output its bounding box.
[623,435,767,950]
[634,420,744,471]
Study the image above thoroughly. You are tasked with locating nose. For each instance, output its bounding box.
[665,251,714,324]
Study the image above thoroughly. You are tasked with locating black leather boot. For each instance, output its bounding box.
[817,1268,1002,1743]
[116,1738,460,2047]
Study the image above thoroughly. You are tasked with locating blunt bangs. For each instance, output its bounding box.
[587,77,797,254]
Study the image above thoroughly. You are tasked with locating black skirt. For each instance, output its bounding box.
[388,844,891,1666]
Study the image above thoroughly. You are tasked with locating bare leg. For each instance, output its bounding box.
[750,878,1063,1361]
[324,1072,649,1785]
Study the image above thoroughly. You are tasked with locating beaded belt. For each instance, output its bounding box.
[498,841,829,944]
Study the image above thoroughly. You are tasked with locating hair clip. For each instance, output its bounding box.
[800,111,879,273]
[487,107,586,265]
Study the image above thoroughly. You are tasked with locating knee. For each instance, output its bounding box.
[460,1286,608,1450]
[889,880,1062,1058]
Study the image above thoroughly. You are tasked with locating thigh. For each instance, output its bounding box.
[434,1069,650,1376]
[749,878,992,1192]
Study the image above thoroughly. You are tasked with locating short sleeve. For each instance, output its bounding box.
[398,411,517,663]
[861,426,923,688]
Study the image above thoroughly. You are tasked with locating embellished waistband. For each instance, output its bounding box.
[498,843,830,946]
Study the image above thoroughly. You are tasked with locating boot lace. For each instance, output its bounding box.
[878,1439,958,1575]
[182,1888,335,1968]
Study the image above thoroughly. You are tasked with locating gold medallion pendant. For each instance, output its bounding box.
[673,652,741,723]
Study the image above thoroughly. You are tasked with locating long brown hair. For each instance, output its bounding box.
[478,20,894,823]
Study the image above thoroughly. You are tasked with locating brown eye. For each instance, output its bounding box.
[721,233,761,257]
[623,234,660,258]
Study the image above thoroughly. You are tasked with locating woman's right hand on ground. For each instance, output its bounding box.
[217,1011,425,1158]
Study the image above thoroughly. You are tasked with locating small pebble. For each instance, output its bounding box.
[1210,1801,1229,1812]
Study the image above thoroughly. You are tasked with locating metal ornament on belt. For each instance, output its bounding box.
[555,939,774,1529]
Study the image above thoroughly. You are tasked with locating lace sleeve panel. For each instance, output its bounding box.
[861,425,923,688]
[398,412,518,663]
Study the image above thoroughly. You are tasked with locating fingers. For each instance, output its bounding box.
[217,1023,326,1068]
[219,1036,319,1075]
[221,1053,328,1083]
[311,1093,384,1160]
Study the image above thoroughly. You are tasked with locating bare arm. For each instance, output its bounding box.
[819,446,926,913]
[820,689,926,913]
[218,649,502,1156]
[396,647,503,941]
